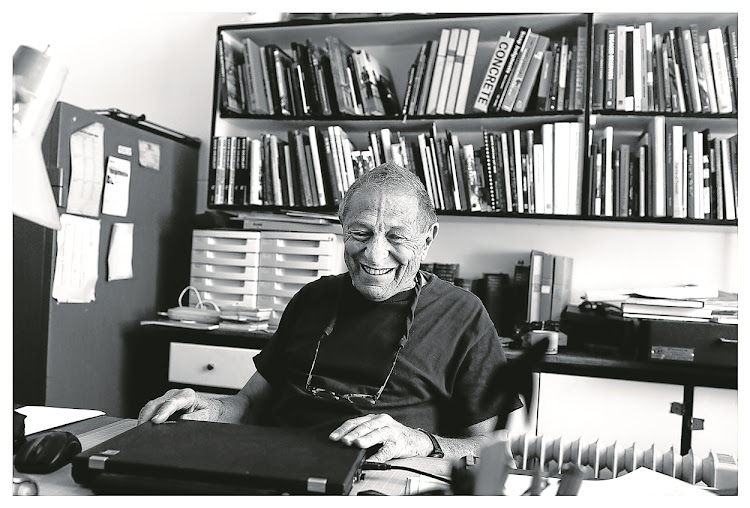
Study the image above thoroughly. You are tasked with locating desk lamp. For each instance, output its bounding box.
[12,44,68,230]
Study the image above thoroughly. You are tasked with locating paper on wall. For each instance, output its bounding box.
[51,213,101,303]
[107,222,134,281]
[67,122,105,217]
[101,156,132,217]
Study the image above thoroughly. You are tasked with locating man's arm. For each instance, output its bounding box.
[137,371,272,425]
[328,414,498,462]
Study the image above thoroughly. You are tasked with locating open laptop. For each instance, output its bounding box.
[71,420,367,495]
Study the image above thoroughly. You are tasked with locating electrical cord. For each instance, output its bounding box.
[363,461,451,484]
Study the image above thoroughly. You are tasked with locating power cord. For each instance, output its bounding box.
[363,461,451,484]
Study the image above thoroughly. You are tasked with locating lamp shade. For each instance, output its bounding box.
[12,45,68,230]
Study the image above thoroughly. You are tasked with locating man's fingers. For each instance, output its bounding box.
[144,389,197,424]
[367,440,399,463]
[328,414,377,441]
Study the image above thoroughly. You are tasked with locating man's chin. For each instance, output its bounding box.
[352,281,394,302]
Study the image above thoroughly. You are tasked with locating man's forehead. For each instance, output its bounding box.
[345,189,421,227]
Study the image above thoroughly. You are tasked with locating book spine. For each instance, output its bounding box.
[445,28,469,114]
[455,28,481,114]
[699,38,718,114]
[489,27,529,112]
[574,25,588,111]
[501,31,539,112]
[708,29,733,114]
[490,132,506,211]
[499,131,513,212]
[512,129,525,213]
[689,25,712,113]
[481,129,498,211]
[325,36,358,115]
[548,40,562,110]
[307,126,327,206]
[408,41,429,116]
[720,138,736,220]
[436,28,461,115]
[725,25,738,112]
[474,32,514,112]
[514,35,549,113]
[535,48,555,111]
[591,24,606,110]
[226,136,238,205]
[426,28,451,115]
[461,144,482,211]
[671,124,684,218]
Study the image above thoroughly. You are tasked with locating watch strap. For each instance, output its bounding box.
[417,428,444,458]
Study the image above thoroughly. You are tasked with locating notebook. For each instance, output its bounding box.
[71,420,367,495]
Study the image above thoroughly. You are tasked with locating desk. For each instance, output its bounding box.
[14,416,720,496]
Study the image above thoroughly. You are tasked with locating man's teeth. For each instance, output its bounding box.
[362,266,392,275]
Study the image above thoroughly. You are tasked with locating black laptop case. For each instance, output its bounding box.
[71,420,367,495]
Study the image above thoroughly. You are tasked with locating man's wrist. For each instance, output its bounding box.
[416,428,444,458]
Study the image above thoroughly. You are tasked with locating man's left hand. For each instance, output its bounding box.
[328,414,432,462]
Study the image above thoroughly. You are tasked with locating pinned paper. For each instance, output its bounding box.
[67,122,105,217]
[101,156,132,217]
[51,213,101,303]
[139,139,161,170]
[107,223,134,281]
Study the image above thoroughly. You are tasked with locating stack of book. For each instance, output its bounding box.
[218,32,400,117]
[473,26,588,114]
[621,291,738,324]
[587,123,738,220]
[402,27,481,116]
[480,122,583,215]
[591,22,738,114]
[524,250,574,324]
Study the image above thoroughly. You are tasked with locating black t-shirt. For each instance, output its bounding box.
[254,271,518,436]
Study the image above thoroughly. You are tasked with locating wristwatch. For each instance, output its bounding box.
[417,428,444,458]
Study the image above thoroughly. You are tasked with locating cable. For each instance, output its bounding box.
[363,461,451,484]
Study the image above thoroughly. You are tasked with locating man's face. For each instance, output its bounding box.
[342,188,438,302]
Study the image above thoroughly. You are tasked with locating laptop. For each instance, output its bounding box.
[71,420,368,495]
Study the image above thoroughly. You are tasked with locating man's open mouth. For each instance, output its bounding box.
[361,265,394,276]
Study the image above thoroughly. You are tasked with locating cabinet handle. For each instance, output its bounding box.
[206,364,214,371]
[718,337,738,344]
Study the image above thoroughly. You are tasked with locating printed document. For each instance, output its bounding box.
[107,222,134,281]
[101,156,132,217]
[67,122,105,217]
[51,214,101,303]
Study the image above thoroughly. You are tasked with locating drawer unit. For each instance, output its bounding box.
[192,230,261,253]
[258,294,292,312]
[260,231,342,255]
[191,263,259,281]
[168,342,260,390]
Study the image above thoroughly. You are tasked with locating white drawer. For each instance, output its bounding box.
[193,235,261,253]
[260,236,340,256]
[258,280,304,298]
[191,277,259,295]
[168,342,260,390]
[258,294,291,312]
[191,263,259,281]
[192,250,260,267]
[258,266,332,284]
[259,252,337,270]
[189,291,259,311]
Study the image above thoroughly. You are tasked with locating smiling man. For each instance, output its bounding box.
[138,162,518,462]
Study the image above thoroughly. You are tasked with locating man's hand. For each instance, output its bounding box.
[328,414,432,462]
[137,388,225,425]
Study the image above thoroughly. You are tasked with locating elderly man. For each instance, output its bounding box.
[138,162,518,462]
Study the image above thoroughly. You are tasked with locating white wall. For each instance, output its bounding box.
[6,8,739,301]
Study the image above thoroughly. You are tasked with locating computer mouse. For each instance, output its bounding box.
[14,431,82,474]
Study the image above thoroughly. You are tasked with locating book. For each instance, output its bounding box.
[538,251,554,322]
[425,28,451,115]
[481,129,498,211]
[541,123,554,214]
[707,28,733,114]
[699,37,719,114]
[719,137,736,221]
[325,36,359,115]
[624,296,705,309]
[535,48,555,111]
[689,25,712,113]
[512,129,525,213]
[461,144,482,211]
[242,36,271,114]
[474,31,514,113]
[556,35,570,111]
[417,39,439,116]
[553,122,571,214]
[527,250,544,322]
[218,32,246,114]
[445,28,469,114]
[604,27,617,109]
[591,24,607,110]
[408,41,431,116]
[436,28,461,115]
[501,31,540,112]
[489,26,530,112]
[454,28,480,114]
[307,126,327,206]
[402,44,424,116]
[573,25,588,110]
[549,255,574,321]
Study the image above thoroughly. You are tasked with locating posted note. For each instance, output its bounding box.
[101,156,132,217]
[67,122,105,217]
[51,214,101,303]
[107,222,134,281]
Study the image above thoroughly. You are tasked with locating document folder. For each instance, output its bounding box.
[71,420,367,495]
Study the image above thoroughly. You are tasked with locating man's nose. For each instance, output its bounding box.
[365,235,390,263]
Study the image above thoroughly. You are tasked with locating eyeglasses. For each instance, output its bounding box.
[305,274,423,406]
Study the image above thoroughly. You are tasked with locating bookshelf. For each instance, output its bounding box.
[206,12,738,227]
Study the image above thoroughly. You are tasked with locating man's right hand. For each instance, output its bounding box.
[137,388,225,425]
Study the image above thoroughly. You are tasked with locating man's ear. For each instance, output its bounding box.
[421,223,439,260]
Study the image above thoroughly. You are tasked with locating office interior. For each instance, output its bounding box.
[8,3,743,495]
